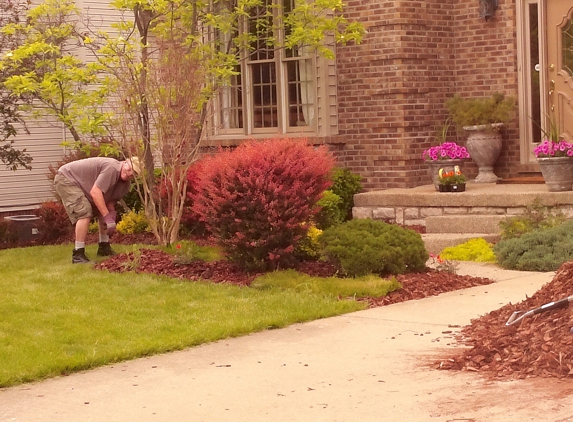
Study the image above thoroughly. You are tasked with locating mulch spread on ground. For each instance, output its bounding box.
[437,261,573,380]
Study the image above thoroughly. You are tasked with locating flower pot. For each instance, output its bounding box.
[426,159,465,191]
[464,123,503,183]
[439,183,465,192]
[537,156,573,192]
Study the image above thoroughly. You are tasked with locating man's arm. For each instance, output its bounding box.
[89,184,112,217]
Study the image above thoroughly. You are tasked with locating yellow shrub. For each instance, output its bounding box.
[117,210,149,234]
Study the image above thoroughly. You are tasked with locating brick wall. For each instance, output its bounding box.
[335,0,520,190]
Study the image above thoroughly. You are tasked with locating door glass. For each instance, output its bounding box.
[562,17,573,76]
[529,3,542,143]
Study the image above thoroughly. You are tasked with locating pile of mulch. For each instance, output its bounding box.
[437,261,573,380]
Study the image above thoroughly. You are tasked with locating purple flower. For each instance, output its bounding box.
[422,142,471,161]
[534,138,573,158]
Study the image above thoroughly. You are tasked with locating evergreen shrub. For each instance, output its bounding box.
[191,138,334,271]
[494,220,573,271]
[319,219,428,277]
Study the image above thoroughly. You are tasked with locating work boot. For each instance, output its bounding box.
[97,242,117,257]
[72,248,91,264]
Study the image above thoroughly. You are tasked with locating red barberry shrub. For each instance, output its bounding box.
[191,138,334,271]
[36,201,72,243]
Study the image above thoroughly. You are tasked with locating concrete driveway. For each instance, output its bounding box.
[1,263,572,422]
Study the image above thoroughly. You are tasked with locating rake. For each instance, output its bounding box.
[505,294,573,326]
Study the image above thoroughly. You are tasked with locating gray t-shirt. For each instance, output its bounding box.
[58,157,131,206]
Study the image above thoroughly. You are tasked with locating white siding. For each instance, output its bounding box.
[0,0,127,213]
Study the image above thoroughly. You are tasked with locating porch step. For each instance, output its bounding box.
[421,233,501,255]
[425,215,507,234]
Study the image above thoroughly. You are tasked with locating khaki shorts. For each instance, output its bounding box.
[54,173,93,225]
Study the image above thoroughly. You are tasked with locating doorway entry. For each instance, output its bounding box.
[518,0,573,163]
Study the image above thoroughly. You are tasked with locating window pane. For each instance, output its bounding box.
[562,15,573,77]
[220,70,243,129]
[251,62,278,128]
[286,59,315,127]
[249,0,274,61]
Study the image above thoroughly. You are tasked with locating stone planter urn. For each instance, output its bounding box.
[537,156,573,192]
[464,123,504,183]
[426,159,465,191]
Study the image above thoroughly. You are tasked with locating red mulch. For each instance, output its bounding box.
[436,261,573,380]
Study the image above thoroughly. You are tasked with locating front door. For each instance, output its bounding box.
[546,0,573,141]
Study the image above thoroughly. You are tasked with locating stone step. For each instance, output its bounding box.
[425,215,507,234]
[421,233,501,255]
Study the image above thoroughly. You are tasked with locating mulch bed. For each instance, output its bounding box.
[8,227,573,380]
[437,261,573,380]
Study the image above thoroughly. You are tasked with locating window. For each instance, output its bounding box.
[214,0,319,136]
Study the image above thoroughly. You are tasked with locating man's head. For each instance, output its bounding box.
[121,157,141,181]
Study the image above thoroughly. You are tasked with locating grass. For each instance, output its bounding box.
[0,242,394,388]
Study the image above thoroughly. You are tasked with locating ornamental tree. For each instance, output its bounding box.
[0,0,32,170]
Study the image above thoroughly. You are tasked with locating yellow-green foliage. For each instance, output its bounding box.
[440,238,496,262]
[296,225,323,260]
[251,269,401,299]
[117,210,149,234]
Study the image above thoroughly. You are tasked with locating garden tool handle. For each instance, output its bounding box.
[532,296,573,315]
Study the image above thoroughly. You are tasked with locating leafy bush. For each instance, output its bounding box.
[116,210,149,234]
[191,138,334,271]
[330,167,362,220]
[315,190,345,230]
[35,201,72,243]
[499,197,566,240]
[440,238,497,262]
[494,220,573,271]
[319,219,429,277]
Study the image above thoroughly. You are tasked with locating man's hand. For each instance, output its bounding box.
[103,212,117,236]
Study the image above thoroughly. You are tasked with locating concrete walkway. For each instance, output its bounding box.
[1,263,572,422]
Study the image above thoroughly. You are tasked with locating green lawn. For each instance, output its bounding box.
[0,243,395,387]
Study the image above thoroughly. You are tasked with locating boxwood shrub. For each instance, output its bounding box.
[319,219,428,277]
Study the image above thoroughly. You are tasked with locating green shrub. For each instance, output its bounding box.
[330,167,362,221]
[499,197,566,240]
[494,220,573,271]
[315,190,345,230]
[319,219,428,277]
[440,238,497,262]
[117,210,149,235]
